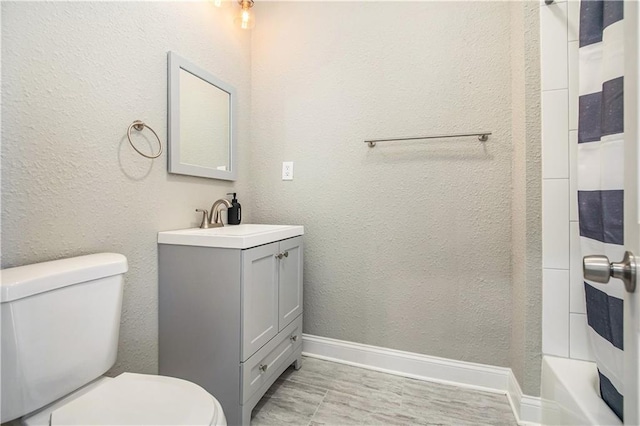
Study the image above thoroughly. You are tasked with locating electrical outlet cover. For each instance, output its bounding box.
[282,162,294,180]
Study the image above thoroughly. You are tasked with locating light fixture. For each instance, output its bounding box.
[234,0,255,30]
[212,0,230,8]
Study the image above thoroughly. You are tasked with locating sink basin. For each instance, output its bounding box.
[158,224,304,249]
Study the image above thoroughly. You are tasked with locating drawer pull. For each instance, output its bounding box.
[290,335,298,342]
[259,363,268,373]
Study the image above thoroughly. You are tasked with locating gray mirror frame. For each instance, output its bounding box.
[167,51,237,181]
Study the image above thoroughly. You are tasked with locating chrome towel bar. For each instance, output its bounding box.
[364,132,492,148]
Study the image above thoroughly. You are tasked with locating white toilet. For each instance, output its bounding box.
[1,253,227,426]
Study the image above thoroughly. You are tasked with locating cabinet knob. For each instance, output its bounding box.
[259,364,268,373]
[290,335,298,342]
[275,253,283,259]
[283,251,289,258]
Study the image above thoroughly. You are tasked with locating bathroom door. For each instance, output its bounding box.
[625,2,640,423]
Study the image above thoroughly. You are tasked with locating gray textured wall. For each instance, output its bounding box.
[249,2,520,368]
[2,0,542,395]
[1,2,252,375]
[510,1,542,396]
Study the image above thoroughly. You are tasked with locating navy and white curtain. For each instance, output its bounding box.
[578,0,625,420]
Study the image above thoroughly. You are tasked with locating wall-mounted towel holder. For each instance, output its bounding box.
[127,120,163,159]
[364,132,492,148]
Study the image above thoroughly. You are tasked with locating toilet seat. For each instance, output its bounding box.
[50,373,224,426]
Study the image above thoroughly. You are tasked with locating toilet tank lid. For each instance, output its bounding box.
[1,253,128,303]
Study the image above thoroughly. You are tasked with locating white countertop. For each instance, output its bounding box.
[158,224,304,249]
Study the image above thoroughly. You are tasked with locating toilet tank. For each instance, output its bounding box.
[0,253,128,423]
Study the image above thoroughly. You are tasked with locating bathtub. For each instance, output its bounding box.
[541,356,621,425]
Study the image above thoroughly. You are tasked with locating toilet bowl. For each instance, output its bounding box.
[0,253,226,426]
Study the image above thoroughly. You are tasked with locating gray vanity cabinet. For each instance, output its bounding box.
[242,242,280,360]
[242,236,303,360]
[278,237,303,330]
[158,234,303,426]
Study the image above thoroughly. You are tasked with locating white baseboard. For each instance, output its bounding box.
[302,333,541,425]
[520,395,542,425]
[505,361,542,425]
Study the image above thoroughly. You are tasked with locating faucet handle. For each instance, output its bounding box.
[195,209,210,229]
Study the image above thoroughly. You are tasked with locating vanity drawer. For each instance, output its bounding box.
[241,315,302,403]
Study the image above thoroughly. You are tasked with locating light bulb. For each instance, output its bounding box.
[212,0,230,8]
[234,0,255,30]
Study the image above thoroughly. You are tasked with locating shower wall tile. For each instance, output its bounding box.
[543,179,570,269]
[569,130,578,221]
[543,269,570,357]
[570,313,595,361]
[567,1,579,42]
[541,0,584,362]
[568,41,579,131]
[542,90,569,179]
[540,2,568,91]
[569,221,586,314]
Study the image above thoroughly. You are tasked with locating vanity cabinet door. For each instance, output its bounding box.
[242,242,279,361]
[278,237,303,331]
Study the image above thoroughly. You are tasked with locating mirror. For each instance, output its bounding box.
[168,51,237,180]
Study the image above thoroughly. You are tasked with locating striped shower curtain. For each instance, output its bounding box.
[577,0,625,420]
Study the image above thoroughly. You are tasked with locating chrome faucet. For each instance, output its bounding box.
[195,199,232,229]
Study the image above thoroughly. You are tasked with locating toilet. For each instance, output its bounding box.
[1,253,226,426]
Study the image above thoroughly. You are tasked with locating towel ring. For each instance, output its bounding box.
[127,120,163,159]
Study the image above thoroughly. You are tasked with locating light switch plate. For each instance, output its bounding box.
[282,162,294,180]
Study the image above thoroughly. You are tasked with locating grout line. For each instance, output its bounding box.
[307,390,328,426]
[284,372,334,395]
[567,310,572,358]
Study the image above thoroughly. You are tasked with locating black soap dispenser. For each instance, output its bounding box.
[227,193,242,225]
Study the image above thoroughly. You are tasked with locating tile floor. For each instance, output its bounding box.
[250,357,517,426]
